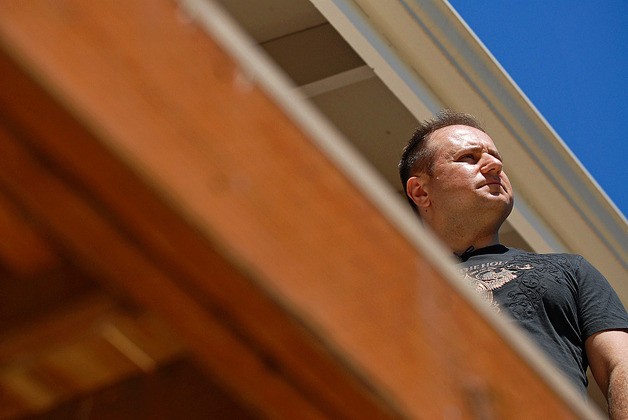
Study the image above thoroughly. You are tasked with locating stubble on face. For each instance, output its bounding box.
[423,125,514,238]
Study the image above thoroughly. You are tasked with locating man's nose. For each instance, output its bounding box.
[480,154,503,174]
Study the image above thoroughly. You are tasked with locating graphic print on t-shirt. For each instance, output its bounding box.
[460,261,524,312]
[459,252,567,318]
[461,253,567,320]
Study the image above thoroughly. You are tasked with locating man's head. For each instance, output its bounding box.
[399,110,486,214]
[398,111,514,248]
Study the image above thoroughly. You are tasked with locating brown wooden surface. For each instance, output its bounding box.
[31,358,260,420]
[0,0,590,418]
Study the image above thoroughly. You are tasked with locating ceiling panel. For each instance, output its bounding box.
[214,0,326,42]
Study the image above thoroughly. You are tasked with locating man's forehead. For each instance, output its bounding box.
[431,125,498,151]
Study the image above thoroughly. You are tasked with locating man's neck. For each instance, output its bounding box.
[422,210,504,256]
[449,235,500,257]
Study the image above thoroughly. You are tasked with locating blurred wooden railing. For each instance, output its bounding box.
[0,0,597,418]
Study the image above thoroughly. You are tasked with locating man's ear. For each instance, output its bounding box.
[406,175,430,209]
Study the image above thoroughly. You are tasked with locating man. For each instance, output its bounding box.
[399,110,628,418]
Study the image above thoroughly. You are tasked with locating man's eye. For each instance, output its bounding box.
[459,154,476,162]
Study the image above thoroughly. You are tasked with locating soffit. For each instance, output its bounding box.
[212,0,326,43]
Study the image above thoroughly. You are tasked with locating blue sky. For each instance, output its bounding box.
[447,1,627,217]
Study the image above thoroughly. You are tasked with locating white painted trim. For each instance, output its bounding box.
[298,65,374,98]
[509,197,567,254]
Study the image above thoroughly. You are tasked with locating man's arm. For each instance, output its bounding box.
[586,329,628,419]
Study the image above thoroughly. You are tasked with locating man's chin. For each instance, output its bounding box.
[483,195,514,218]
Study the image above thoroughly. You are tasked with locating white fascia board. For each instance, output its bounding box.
[509,198,567,254]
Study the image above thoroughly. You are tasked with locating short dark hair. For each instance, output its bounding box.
[398,110,485,213]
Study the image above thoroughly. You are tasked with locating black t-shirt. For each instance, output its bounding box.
[457,245,628,393]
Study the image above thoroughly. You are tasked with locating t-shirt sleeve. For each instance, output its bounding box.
[576,255,628,338]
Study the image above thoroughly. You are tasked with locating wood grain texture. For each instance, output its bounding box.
[0,0,587,418]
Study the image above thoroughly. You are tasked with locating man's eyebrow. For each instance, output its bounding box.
[456,145,482,154]
[457,145,503,161]
[489,149,503,160]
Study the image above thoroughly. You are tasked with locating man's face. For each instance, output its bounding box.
[422,125,514,226]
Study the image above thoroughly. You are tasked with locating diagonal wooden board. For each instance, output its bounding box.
[0,0,600,418]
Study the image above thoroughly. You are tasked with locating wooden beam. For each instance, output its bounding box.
[0,0,594,418]
[0,193,58,278]
[0,290,187,415]
[0,121,353,417]
[0,293,115,365]
[0,9,395,413]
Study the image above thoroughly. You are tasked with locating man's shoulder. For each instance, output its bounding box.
[501,249,589,277]
[508,248,582,263]
[457,246,585,270]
